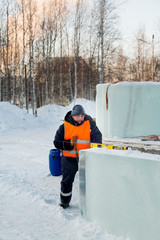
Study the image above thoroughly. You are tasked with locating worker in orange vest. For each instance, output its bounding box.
[54,104,102,209]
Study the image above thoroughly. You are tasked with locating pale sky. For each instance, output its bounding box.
[115,0,160,56]
[87,0,160,56]
[1,0,159,57]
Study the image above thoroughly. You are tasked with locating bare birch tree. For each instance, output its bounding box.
[93,0,119,83]
[0,27,2,101]
[6,5,10,101]
[28,0,37,115]
[135,28,149,81]
[73,0,85,102]
[10,2,20,105]
[19,0,27,108]
[0,8,5,101]
[66,26,73,100]
[59,25,63,105]
[13,13,18,105]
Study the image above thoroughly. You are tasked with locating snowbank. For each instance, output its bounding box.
[0,99,96,133]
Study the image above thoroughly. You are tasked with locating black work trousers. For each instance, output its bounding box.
[60,156,78,204]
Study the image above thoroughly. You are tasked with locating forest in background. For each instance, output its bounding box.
[0,0,160,114]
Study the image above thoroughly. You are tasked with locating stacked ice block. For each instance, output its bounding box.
[96,82,160,138]
[79,82,160,240]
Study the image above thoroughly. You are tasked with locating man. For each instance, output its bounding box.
[54,104,102,209]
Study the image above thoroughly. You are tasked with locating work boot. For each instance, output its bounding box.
[59,202,69,209]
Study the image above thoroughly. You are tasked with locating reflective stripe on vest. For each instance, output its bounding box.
[63,120,91,158]
[77,139,90,144]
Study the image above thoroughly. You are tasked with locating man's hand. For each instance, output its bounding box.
[70,136,78,146]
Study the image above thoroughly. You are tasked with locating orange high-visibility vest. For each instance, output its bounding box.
[63,120,91,158]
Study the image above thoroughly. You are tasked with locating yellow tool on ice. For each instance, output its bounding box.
[90,143,128,151]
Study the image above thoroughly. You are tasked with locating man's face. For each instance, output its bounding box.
[72,114,85,124]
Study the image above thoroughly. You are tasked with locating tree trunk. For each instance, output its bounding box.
[99,0,104,84]
[0,28,2,101]
[66,28,73,100]
[50,39,55,104]
[29,0,37,115]
[31,40,37,115]
[13,15,18,105]
[21,0,26,108]
[59,26,63,105]
[6,7,11,101]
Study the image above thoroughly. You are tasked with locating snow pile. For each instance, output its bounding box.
[37,98,96,126]
[0,102,41,132]
[0,99,123,240]
[0,99,96,133]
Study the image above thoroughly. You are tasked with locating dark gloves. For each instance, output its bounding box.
[63,140,74,150]
[63,136,78,150]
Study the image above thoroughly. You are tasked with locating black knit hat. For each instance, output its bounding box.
[71,105,85,116]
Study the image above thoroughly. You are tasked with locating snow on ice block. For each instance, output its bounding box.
[96,82,160,138]
[79,148,160,240]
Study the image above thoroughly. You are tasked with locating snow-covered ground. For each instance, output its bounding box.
[0,99,123,240]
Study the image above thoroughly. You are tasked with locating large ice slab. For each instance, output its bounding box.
[96,83,110,138]
[96,82,160,138]
[79,148,160,240]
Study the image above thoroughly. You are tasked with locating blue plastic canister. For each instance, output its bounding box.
[49,149,61,176]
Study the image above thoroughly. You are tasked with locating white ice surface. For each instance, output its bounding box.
[79,148,160,240]
[0,99,123,240]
